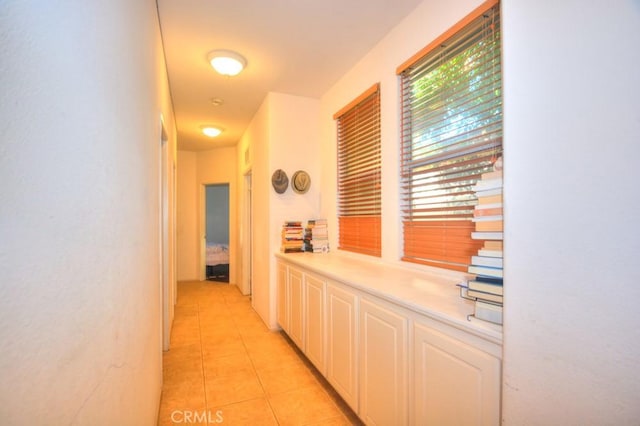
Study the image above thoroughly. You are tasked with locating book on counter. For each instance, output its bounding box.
[473,220,503,232]
[468,265,503,279]
[459,279,502,300]
[468,278,503,295]
[280,247,304,253]
[471,255,503,268]
[467,289,503,304]
[477,248,503,258]
[304,218,329,253]
[465,161,504,326]
[281,220,304,253]
[473,205,503,217]
[483,240,503,250]
[477,194,503,205]
[473,187,502,198]
[471,231,503,240]
[283,220,302,227]
[473,300,503,324]
[472,214,503,222]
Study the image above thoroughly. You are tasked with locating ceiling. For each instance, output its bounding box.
[156,0,424,151]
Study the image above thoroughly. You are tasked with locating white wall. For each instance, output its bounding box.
[267,93,321,327]
[0,0,176,424]
[319,0,485,270]
[501,0,640,423]
[176,147,238,282]
[238,98,271,323]
[177,150,198,281]
[318,0,640,422]
[237,93,320,328]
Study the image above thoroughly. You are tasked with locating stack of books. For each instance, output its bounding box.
[281,221,304,253]
[303,219,329,253]
[465,167,504,325]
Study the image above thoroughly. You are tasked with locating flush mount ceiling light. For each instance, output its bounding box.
[201,125,223,138]
[207,49,247,76]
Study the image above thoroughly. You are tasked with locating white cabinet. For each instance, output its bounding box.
[412,321,501,426]
[275,255,502,426]
[277,262,326,373]
[288,267,304,349]
[277,262,304,349]
[304,273,326,374]
[326,282,359,411]
[359,297,408,425]
[276,261,288,332]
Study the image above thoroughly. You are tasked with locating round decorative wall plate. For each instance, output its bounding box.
[291,170,311,194]
[271,169,289,194]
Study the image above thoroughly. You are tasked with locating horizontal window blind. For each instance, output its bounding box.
[400,2,502,271]
[336,84,381,257]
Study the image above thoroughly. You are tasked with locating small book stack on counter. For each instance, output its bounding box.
[303,219,329,253]
[460,166,504,325]
[280,221,304,253]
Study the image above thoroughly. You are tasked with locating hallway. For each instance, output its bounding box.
[157,281,361,425]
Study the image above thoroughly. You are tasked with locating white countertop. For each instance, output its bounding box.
[275,251,502,344]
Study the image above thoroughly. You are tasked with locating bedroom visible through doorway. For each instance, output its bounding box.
[205,183,230,283]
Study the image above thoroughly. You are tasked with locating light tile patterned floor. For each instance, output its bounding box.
[157,281,362,426]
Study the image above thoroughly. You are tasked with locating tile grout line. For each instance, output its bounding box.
[161,283,356,425]
[197,298,210,415]
[226,290,282,425]
[279,332,359,424]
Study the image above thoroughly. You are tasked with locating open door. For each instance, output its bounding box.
[203,184,230,283]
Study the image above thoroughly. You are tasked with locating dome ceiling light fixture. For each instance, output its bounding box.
[201,125,223,138]
[207,49,247,76]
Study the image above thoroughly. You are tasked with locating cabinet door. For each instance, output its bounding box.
[326,282,359,411]
[288,267,304,349]
[276,261,288,332]
[304,274,326,374]
[359,298,408,425]
[413,322,501,426]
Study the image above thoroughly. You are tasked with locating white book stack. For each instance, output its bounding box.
[465,165,504,325]
[304,219,329,253]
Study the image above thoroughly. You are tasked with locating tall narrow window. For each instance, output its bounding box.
[334,84,381,257]
[398,0,502,271]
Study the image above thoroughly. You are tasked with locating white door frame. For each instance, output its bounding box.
[240,172,252,295]
[159,119,174,351]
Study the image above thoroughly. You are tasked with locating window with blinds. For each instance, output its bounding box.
[334,83,381,257]
[398,0,502,271]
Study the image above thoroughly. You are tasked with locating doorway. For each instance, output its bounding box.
[159,119,174,351]
[241,172,252,295]
[204,184,230,283]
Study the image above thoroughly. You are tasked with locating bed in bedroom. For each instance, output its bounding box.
[206,242,229,282]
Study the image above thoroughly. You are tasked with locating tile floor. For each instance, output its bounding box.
[157,281,362,426]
